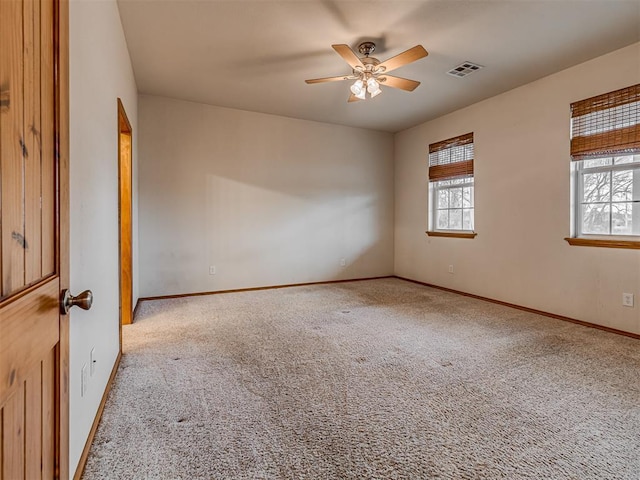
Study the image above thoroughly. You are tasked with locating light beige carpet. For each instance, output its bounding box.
[82,278,640,479]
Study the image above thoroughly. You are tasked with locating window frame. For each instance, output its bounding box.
[429,177,475,234]
[573,156,640,237]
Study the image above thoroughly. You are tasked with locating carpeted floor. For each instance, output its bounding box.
[82,278,640,479]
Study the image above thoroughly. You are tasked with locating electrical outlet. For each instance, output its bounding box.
[90,348,96,376]
[448,265,454,274]
[81,363,88,397]
[340,258,346,267]
[622,293,634,307]
[209,265,216,275]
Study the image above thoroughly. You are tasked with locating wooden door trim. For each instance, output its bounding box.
[117,98,132,338]
[118,98,131,134]
[56,0,70,478]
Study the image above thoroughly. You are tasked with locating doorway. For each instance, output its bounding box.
[118,99,132,333]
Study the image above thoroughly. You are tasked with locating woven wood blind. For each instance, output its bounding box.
[428,132,474,181]
[570,83,640,161]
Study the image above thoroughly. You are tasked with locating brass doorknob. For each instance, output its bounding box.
[60,289,93,314]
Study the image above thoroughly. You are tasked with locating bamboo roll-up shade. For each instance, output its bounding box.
[570,84,640,161]
[429,132,474,181]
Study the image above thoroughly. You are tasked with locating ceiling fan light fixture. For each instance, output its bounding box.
[350,79,364,95]
[370,86,382,98]
[366,78,381,96]
[355,88,367,100]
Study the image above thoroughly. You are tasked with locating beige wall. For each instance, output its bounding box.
[394,42,640,335]
[138,95,394,297]
[69,0,138,475]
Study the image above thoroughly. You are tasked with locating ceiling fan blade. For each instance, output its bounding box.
[305,75,353,84]
[379,75,421,92]
[347,93,361,103]
[332,44,364,69]
[377,45,428,73]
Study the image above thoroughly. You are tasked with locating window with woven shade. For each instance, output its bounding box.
[568,84,640,245]
[427,132,476,237]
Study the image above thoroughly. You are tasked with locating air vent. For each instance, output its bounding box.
[447,61,484,78]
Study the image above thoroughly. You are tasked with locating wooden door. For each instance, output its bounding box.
[0,0,69,479]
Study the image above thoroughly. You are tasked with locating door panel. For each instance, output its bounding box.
[2,386,25,478]
[0,279,59,407]
[25,362,43,480]
[0,1,66,478]
[40,0,55,279]
[0,0,55,299]
[42,347,56,480]
[25,0,43,285]
[0,280,59,479]
[2,346,56,479]
[1,0,26,297]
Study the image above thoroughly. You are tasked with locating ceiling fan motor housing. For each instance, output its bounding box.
[353,56,384,80]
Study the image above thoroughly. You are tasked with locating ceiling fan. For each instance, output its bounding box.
[305,42,428,102]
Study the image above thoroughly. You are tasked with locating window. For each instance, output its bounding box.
[427,132,476,237]
[568,84,640,247]
[576,155,640,235]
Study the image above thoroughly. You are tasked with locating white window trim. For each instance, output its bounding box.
[573,158,640,238]
[428,177,475,234]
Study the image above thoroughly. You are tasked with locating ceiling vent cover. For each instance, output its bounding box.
[447,61,484,78]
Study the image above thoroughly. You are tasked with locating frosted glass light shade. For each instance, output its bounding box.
[367,78,382,97]
[350,79,364,95]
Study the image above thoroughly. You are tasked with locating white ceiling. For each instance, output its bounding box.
[117,0,640,133]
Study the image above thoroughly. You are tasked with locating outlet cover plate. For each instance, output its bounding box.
[622,293,634,307]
